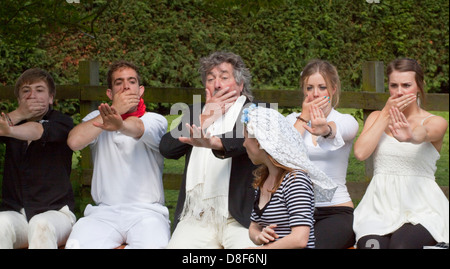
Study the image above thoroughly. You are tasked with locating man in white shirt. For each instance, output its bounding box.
[65,60,170,249]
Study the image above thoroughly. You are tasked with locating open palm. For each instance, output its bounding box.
[388,107,412,142]
[93,103,123,132]
[304,105,329,136]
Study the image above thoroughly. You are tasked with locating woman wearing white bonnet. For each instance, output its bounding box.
[242,105,336,248]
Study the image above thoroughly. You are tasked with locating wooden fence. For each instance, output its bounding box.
[1,61,449,199]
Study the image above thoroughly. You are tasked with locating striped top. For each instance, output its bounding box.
[251,170,315,248]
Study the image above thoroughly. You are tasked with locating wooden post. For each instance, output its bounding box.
[78,60,100,185]
[361,61,384,180]
[79,61,100,86]
[79,60,100,118]
[362,61,384,94]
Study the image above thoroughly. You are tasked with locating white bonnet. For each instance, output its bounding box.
[241,105,337,202]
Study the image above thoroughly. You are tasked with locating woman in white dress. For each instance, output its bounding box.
[353,58,449,249]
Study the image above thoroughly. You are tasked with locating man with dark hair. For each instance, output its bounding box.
[0,68,75,249]
[65,60,170,249]
[160,51,257,248]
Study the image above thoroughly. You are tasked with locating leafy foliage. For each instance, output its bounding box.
[0,0,112,47]
[0,0,448,93]
[1,0,448,218]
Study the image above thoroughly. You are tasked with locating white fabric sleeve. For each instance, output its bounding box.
[316,114,359,151]
[82,110,100,146]
[138,112,168,152]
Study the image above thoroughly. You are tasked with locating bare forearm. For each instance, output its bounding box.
[293,118,307,136]
[7,122,43,141]
[354,111,389,161]
[249,222,264,245]
[257,227,310,249]
[67,116,103,151]
[119,117,145,139]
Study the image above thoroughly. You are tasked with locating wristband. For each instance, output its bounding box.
[296,115,308,124]
[5,113,14,126]
[296,115,310,126]
[322,125,333,138]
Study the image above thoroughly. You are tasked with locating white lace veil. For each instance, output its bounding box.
[242,105,337,202]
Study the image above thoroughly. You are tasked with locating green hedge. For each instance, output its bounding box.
[0,0,448,93]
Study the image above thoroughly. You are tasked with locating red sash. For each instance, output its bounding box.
[121,98,146,120]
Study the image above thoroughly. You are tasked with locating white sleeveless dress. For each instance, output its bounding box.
[353,127,449,243]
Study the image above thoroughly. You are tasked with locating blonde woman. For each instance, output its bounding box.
[286,59,359,248]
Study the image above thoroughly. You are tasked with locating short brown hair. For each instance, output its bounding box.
[107,60,141,89]
[387,58,426,107]
[14,68,56,98]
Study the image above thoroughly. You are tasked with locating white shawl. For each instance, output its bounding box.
[182,96,246,226]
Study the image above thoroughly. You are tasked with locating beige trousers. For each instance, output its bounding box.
[167,216,256,249]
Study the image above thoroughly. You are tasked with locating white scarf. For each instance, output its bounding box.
[182,96,246,226]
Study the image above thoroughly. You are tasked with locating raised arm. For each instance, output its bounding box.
[92,103,144,139]
[1,112,43,141]
[389,108,448,152]
[67,113,103,151]
[67,103,145,151]
[354,94,416,161]
[353,110,387,161]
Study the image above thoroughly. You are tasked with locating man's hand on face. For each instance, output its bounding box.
[17,92,47,120]
[110,88,141,115]
[200,87,238,128]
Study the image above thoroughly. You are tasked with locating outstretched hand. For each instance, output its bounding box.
[388,107,412,142]
[178,123,223,150]
[0,112,11,136]
[93,103,123,131]
[303,104,330,136]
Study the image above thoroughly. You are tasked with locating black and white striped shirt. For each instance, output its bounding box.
[251,170,315,248]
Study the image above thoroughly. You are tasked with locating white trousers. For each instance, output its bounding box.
[167,216,256,249]
[65,203,171,249]
[0,206,76,249]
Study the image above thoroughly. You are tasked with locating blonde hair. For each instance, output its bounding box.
[300,59,341,108]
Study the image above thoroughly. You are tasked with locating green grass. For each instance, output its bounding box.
[433,112,449,186]
[164,189,179,226]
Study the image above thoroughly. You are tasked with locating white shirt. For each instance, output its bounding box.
[83,111,167,206]
[286,109,359,207]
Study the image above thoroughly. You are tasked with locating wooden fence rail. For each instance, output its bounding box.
[1,61,449,199]
[1,85,449,111]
